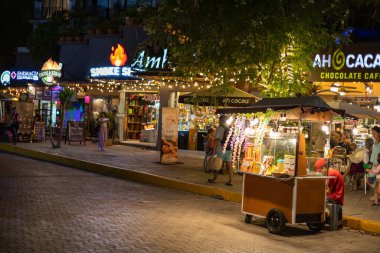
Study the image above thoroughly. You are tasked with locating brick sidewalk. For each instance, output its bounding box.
[1,141,380,233]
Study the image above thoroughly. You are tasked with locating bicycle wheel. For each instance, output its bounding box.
[203,153,212,173]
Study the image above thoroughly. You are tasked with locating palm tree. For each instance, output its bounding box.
[49,87,76,148]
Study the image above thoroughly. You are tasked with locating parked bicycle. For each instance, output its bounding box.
[202,140,213,173]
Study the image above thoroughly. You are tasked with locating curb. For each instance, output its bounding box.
[1,143,380,234]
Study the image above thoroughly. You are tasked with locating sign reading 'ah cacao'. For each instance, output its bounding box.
[309,42,380,82]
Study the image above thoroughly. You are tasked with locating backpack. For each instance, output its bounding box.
[221,125,231,150]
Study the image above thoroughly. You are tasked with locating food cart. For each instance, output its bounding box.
[217,96,337,233]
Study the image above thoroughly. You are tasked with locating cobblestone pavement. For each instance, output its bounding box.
[3,141,380,223]
[0,153,379,253]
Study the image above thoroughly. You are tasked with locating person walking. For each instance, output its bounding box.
[208,115,233,186]
[97,112,109,151]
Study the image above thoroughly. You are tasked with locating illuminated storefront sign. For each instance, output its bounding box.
[1,70,39,85]
[1,71,11,85]
[39,58,63,85]
[131,48,168,70]
[89,43,169,79]
[90,66,134,78]
[310,43,380,82]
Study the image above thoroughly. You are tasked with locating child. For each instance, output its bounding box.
[366,153,380,206]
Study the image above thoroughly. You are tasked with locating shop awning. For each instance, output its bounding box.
[327,101,380,120]
[178,86,259,107]
[217,96,332,114]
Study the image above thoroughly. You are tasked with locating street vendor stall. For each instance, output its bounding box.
[178,86,259,150]
[217,96,336,233]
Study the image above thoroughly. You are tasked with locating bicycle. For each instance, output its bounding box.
[202,139,213,173]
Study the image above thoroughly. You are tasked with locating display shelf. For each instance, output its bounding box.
[125,96,145,140]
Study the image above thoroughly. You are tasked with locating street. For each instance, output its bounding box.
[0,152,378,253]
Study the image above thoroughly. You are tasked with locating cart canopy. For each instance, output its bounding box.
[217,96,332,114]
[178,86,259,107]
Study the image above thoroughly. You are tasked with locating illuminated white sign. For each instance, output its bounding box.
[313,49,380,70]
[90,66,134,78]
[131,49,168,69]
[12,70,39,81]
[310,44,380,82]
[1,70,39,85]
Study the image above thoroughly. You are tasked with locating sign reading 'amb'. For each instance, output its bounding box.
[310,43,380,82]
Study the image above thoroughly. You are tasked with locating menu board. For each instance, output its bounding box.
[66,121,85,145]
[160,107,179,164]
[34,122,45,141]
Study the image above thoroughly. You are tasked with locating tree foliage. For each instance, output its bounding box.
[144,0,351,97]
[49,88,76,148]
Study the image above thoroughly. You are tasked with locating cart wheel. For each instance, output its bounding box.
[306,222,324,232]
[266,208,286,234]
[245,214,253,224]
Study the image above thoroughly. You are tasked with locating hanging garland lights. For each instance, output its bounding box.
[223,111,275,166]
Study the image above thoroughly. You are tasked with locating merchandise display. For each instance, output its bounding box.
[125,94,159,140]
[178,103,216,131]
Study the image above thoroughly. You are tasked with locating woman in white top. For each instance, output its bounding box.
[98,112,109,151]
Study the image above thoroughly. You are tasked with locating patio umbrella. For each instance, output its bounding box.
[178,86,259,107]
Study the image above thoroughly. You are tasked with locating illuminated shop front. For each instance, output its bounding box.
[311,41,380,142]
[86,42,166,142]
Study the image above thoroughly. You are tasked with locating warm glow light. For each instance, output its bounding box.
[110,44,127,67]
[250,119,259,127]
[226,116,233,126]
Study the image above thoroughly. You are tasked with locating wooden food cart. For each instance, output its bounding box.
[218,96,335,234]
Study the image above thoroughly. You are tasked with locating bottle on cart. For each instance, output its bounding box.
[324,142,330,159]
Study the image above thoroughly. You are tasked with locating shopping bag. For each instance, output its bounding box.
[206,155,223,170]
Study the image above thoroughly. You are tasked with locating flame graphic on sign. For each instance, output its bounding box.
[41,58,60,70]
[110,44,127,67]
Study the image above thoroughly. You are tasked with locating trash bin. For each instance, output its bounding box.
[326,202,343,230]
